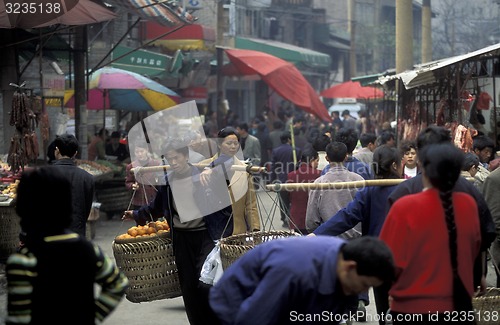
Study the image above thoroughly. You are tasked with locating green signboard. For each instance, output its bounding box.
[111,45,170,76]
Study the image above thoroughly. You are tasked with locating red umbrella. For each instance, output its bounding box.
[0,0,116,29]
[320,80,384,99]
[224,49,331,122]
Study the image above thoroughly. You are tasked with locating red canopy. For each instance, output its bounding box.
[320,80,384,99]
[0,0,116,29]
[224,49,331,122]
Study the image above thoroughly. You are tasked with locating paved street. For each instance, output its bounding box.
[1,190,498,324]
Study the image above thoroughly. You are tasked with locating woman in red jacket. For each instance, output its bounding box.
[380,143,481,324]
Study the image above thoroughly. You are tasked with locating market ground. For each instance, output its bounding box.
[0,190,498,325]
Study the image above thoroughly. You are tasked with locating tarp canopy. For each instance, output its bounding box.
[224,48,331,122]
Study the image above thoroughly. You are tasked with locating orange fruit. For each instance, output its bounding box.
[128,228,138,237]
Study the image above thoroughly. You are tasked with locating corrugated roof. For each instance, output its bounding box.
[378,43,500,89]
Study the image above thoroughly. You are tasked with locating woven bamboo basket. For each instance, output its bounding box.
[473,287,500,325]
[220,230,300,270]
[112,232,182,303]
[0,206,21,263]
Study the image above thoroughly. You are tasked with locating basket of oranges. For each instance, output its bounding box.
[112,220,182,303]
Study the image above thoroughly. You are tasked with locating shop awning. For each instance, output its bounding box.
[110,45,171,76]
[235,36,331,69]
[105,0,194,27]
[145,21,215,51]
[379,43,500,89]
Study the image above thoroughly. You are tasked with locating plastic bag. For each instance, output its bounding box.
[199,242,224,286]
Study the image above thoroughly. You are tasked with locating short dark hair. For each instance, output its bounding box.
[280,131,291,144]
[237,122,249,132]
[334,128,358,154]
[419,143,464,192]
[400,140,417,154]
[416,125,451,151]
[111,131,121,139]
[326,141,348,163]
[217,127,240,144]
[341,236,395,283]
[472,135,494,151]
[379,130,395,145]
[342,109,350,117]
[300,148,318,165]
[372,145,402,179]
[163,138,189,157]
[17,167,72,237]
[359,133,377,147]
[312,134,331,152]
[462,152,480,171]
[54,134,79,158]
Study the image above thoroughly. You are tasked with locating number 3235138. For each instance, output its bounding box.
[444,311,499,322]
[5,2,62,14]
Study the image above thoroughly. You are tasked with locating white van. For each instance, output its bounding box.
[328,98,365,119]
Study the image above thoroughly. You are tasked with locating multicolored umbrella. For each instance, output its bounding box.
[65,67,180,112]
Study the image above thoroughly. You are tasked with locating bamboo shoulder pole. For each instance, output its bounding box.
[266,179,405,191]
[131,164,266,174]
[265,177,477,191]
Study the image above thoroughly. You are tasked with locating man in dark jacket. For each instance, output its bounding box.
[270,131,301,227]
[52,134,95,237]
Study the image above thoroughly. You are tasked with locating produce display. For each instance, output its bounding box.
[76,160,113,176]
[115,220,170,240]
[1,180,19,199]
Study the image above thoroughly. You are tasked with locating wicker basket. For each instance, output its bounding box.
[112,232,182,303]
[220,230,300,270]
[0,206,21,263]
[473,287,500,325]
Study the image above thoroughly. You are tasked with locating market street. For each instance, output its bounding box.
[1,190,498,324]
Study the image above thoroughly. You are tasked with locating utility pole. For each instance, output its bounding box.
[348,0,357,79]
[216,0,225,130]
[421,0,432,63]
[396,0,413,73]
[74,26,88,159]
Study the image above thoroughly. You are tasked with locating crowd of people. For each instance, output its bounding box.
[5,106,500,325]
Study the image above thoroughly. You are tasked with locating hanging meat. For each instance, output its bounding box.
[7,86,39,173]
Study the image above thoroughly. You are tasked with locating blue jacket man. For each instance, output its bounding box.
[209,236,395,325]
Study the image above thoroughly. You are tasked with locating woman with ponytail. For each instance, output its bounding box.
[380,143,481,324]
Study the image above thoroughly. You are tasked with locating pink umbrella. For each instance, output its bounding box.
[321,80,384,100]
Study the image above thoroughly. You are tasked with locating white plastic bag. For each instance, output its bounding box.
[199,242,224,285]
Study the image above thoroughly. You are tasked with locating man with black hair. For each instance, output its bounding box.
[377,130,395,148]
[321,128,373,180]
[52,134,95,237]
[236,122,261,166]
[354,133,377,165]
[306,142,363,234]
[209,236,395,325]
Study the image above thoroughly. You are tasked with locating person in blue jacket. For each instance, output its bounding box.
[209,236,395,325]
[311,145,403,324]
